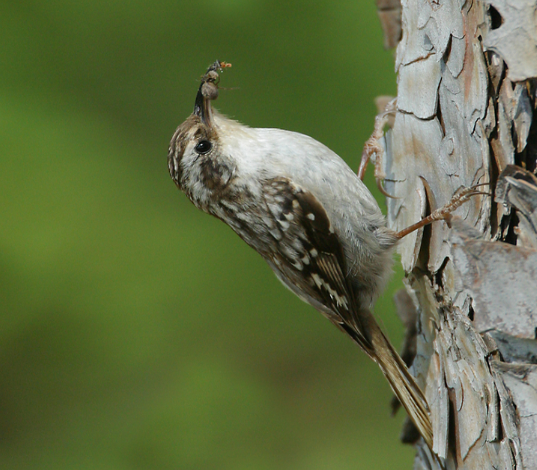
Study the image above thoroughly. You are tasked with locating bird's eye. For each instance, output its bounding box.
[194,140,212,154]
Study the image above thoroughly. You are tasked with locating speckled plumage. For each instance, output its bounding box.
[168,62,433,449]
[170,112,396,312]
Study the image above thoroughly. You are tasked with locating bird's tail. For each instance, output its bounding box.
[368,318,433,449]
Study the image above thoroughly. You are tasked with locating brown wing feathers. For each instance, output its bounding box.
[261,177,433,449]
[262,178,373,350]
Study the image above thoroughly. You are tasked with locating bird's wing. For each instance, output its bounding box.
[261,177,372,351]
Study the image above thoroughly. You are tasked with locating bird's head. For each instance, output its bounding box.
[168,61,245,208]
[168,61,231,185]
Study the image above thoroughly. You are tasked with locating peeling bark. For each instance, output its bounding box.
[376,0,537,468]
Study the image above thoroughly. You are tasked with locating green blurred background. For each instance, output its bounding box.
[0,1,413,469]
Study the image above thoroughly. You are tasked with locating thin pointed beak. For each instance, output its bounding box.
[193,60,231,127]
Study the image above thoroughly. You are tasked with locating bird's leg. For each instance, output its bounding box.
[394,184,490,239]
[358,98,397,198]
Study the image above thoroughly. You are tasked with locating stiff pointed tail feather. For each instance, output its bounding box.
[371,325,433,449]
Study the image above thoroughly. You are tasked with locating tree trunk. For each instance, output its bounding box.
[376,0,537,468]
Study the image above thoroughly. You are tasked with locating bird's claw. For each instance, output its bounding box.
[359,98,398,199]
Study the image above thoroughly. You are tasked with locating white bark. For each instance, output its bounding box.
[376,0,537,468]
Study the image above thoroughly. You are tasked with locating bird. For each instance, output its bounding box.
[168,61,483,449]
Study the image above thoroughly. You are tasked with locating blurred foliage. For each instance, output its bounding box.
[0,0,414,469]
